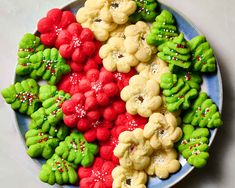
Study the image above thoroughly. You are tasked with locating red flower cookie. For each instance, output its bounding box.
[79,69,119,106]
[37,8,76,47]
[78,157,116,188]
[56,23,96,63]
[62,93,100,131]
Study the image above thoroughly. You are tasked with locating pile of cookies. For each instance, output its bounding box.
[1,1,223,187]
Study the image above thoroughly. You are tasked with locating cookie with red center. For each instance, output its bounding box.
[56,23,96,63]
[37,8,76,47]
[112,112,148,137]
[62,93,100,131]
[78,157,116,188]
[79,69,119,106]
[57,72,84,95]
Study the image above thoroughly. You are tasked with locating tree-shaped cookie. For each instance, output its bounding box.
[55,132,98,167]
[158,33,191,70]
[160,72,202,112]
[29,48,70,85]
[188,35,217,72]
[177,124,210,168]
[1,79,41,115]
[147,10,178,46]
[129,0,158,22]
[183,92,223,128]
[39,154,77,185]
[16,33,45,76]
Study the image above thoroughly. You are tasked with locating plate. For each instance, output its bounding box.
[14,1,223,187]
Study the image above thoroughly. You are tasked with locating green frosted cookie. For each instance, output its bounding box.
[55,132,98,167]
[158,33,191,71]
[160,72,202,112]
[39,154,77,185]
[16,33,45,76]
[183,92,223,128]
[146,10,178,46]
[39,85,70,125]
[1,79,41,115]
[177,124,210,168]
[188,35,216,72]
[129,0,158,22]
[30,48,70,85]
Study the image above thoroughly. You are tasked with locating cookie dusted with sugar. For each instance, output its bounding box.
[121,75,162,117]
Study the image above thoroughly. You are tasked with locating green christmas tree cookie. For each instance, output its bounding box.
[183,92,223,128]
[55,132,98,167]
[29,48,70,85]
[146,10,178,46]
[39,154,77,185]
[39,85,70,125]
[16,33,45,76]
[129,0,158,22]
[188,35,216,72]
[160,72,202,112]
[1,79,41,115]
[177,124,210,168]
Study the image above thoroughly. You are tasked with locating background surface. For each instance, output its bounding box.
[0,0,234,187]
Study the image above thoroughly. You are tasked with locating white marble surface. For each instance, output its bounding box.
[0,0,234,187]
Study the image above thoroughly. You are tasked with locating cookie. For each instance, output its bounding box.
[143,113,182,150]
[120,75,162,117]
[76,0,118,41]
[1,79,40,116]
[158,33,191,71]
[16,33,45,76]
[78,68,119,106]
[183,92,223,128]
[99,37,139,73]
[112,166,147,188]
[129,0,158,22]
[114,128,153,170]
[177,124,210,168]
[160,72,202,112]
[146,148,180,179]
[147,10,178,46]
[37,8,76,47]
[136,57,170,83]
[78,157,116,188]
[188,35,216,72]
[124,21,157,62]
[39,154,77,185]
[62,93,100,131]
[110,24,129,38]
[55,132,98,167]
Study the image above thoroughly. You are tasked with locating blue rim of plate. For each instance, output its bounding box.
[14,1,223,188]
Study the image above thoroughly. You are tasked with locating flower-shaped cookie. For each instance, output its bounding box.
[78,157,116,188]
[143,113,182,150]
[114,128,153,170]
[62,93,100,131]
[124,21,157,62]
[99,37,139,73]
[110,24,129,38]
[76,0,117,41]
[55,132,98,167]
[39,154,77,185]
[37,8,76,47]
[137,57,170,83]
[56,23,96,62]
[121,75,162,117]
[112,166,147,188]
[146,148,181,179]
[78,69,119,106]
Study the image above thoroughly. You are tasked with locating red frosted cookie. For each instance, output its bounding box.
[56,23,96,63]
[78,157,116,188]
[62,93,100,131]
[37,8,76,47]
[79,69,119,106]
